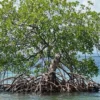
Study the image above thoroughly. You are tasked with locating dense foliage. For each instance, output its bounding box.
[0,0,100,78]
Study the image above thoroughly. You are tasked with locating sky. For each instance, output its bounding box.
[68,0,100,12]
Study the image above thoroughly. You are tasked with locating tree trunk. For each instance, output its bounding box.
[48,54,61,82]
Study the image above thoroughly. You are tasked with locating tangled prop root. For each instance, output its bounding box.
[0,72,99,94]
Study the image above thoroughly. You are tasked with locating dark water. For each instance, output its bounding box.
[0,56,100,100]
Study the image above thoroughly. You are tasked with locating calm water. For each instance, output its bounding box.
[0,56,100,100]
[0,92,100,100]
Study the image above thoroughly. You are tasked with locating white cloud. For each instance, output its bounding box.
[84,0,100,12]
[68,0,100,12]
[82,0,96,10]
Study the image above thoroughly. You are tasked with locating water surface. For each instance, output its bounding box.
[0,92,100,100]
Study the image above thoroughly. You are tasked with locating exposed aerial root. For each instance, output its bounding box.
[0,73,99,94]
